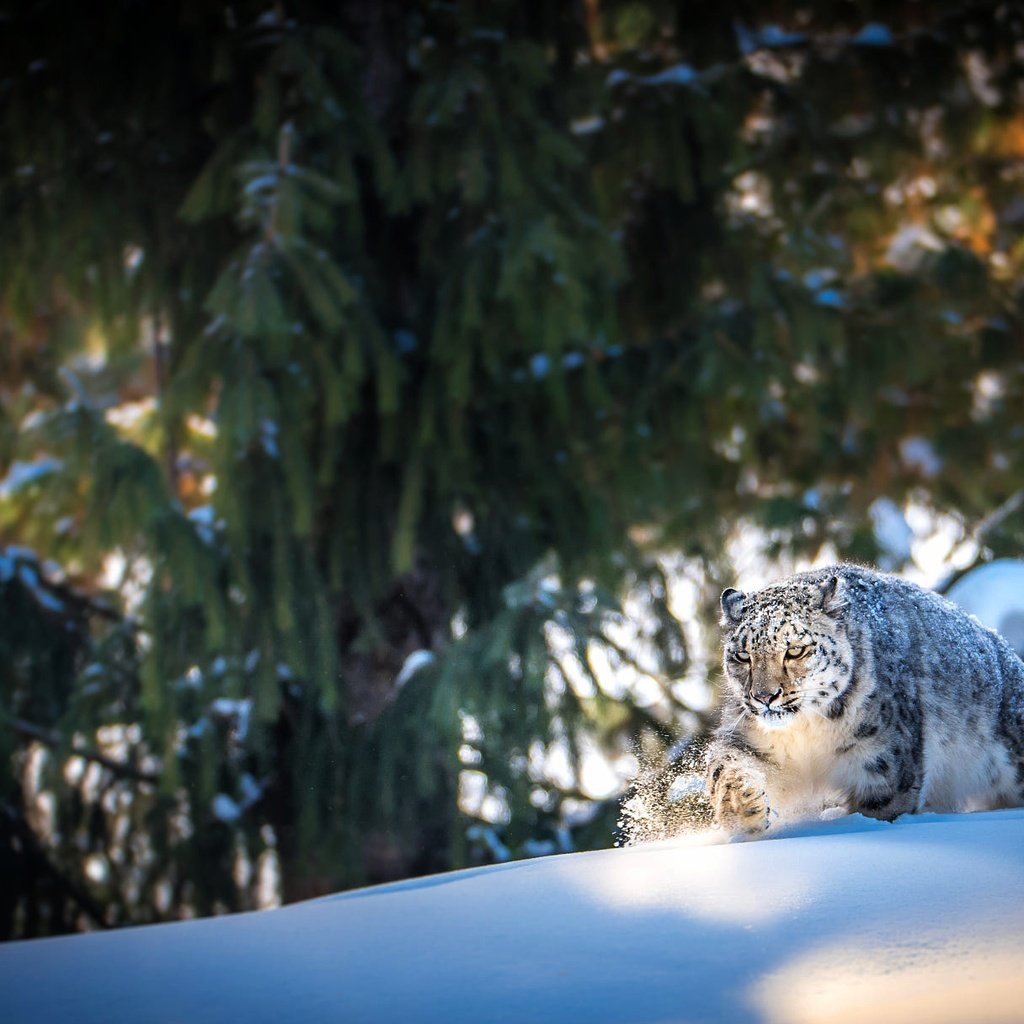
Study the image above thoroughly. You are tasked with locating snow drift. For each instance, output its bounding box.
[4,809,1024,1023]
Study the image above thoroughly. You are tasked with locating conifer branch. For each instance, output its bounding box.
[9,718,160,785]
[598,633,660,682]
[152,309,178,492]
[266,119,295,248]
[0,799,111,930]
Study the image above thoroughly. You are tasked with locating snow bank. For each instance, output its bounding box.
[946,559,1024,656]
[4,809,1024,1023]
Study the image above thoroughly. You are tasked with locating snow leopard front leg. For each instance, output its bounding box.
[705,735,775,833]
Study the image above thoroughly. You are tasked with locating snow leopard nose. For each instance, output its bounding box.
[752,687,782,708]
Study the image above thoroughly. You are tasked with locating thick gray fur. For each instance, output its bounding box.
[706,564,1024,832]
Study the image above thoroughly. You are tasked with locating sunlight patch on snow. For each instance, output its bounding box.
[752,932,1024,1024]
[568,832,819,926]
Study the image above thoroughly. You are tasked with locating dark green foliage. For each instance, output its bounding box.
[3,0,1024,937]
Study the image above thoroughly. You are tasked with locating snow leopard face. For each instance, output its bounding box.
[720,576,854,731]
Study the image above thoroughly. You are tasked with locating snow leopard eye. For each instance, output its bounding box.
[785,645,808,659]
[732,651,751,663]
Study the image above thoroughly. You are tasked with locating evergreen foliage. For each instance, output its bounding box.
[3,0,1024,936]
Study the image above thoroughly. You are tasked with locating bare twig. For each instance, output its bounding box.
[972,489,1024,548]
[935,488,1024,594]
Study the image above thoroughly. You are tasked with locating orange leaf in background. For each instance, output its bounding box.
[993,112,1024,158]
[957,188,996,256]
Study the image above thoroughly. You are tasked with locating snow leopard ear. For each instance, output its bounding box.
[720,588,746,626]
[817,575,844,615]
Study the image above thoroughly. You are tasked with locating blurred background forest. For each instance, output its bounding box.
[3,0,1024,939]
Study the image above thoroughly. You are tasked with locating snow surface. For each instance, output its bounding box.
[946,559,1024,656]
[4,809,1024,1023]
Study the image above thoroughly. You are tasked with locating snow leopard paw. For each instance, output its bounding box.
[711,766,771,834]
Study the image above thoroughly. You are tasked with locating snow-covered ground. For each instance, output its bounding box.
[947,559,1024,656]
[4,809,1024,1023]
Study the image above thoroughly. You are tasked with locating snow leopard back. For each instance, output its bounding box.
[826,564,1024,813]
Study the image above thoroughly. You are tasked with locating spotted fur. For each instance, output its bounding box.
[706,564,1024,832]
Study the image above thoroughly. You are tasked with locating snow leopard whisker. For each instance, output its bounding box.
[795,703,830,723]
[714,716,745,738]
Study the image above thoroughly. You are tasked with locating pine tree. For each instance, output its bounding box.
[3,0,1024,936]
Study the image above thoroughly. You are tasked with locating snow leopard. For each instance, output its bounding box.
[706,564,1024,832]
